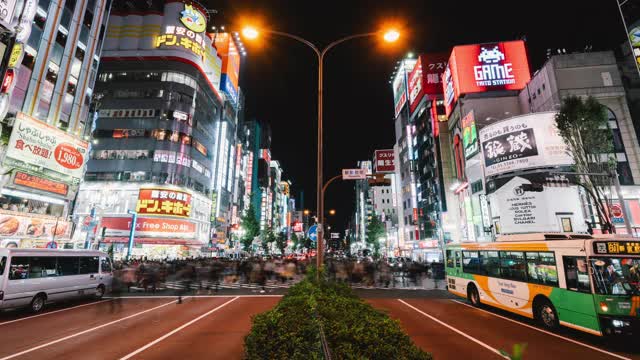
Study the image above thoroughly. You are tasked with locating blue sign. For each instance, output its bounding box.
[308,225,318,242]
[46,241,58,249]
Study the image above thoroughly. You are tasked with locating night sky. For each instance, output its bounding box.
[204,0,627,234]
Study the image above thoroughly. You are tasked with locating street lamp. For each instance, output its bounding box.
[328,209,336,216]
[242,25,400,274]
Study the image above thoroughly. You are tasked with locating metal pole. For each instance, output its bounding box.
[317,51,324,274]
[612,170,634,235]
[126,211,137,260]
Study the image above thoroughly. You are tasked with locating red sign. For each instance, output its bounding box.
[54,143,84,170]
[100,217,197,239]
[611,204,623,218]
[292,222,303,233]
[374,149,395,173]
[407,54,448,115]
[136,187,192,218]
[14,172,68,196]
[443,40,531,117]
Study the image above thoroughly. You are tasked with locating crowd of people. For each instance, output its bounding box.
[109,256,444,295]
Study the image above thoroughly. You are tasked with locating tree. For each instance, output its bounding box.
[240,204,260,252]
[366,216,386,257]
[555,96,615,233]
[276,231,288,255]
[262,226,276,255]
[291,232,300,252]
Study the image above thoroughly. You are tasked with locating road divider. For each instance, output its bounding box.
[119,296,240,359]
[0,298,183,360]
[397,299,509,359]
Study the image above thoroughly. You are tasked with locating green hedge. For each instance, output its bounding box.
[244,271,432,360]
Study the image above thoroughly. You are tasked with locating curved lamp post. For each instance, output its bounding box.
[242,27,400,275]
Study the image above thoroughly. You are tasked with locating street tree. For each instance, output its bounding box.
[262,226,276,255]
[291,232,300,252]
[240,203,260,252]
[276,231,288,255]
[366,215,386,257]
[555,96,615,232]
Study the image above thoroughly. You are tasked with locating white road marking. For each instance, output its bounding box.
[398,299,509,359]
[119,296,240,360]
[105,295,283,299]
[451,300,631,360]
[0,299,111,327]
[0,298,183,360]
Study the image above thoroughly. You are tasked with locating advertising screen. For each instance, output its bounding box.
[392,59,416,118]
[461,111,478,159]
[407,53,448,115]
[4,112,89,186]
[101,217,196,239]
[374,149,395,173]
[443,40,531,117]
[479,112,573,177]
[214,33,240,104]
[14,171,68,196]
[0,210,70,239]
[136,187,192,218]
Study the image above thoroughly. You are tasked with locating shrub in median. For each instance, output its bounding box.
[244,273,432,360]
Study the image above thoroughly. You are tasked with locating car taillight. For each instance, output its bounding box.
[1,69,14,93]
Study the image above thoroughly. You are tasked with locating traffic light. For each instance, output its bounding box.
[520,183,544,192]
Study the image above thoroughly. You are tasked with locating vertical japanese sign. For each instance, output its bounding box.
[136,188,192,218]
[374,149,396,173]
[461,110,478,159]
[407,53,448,115]
[619,0,640,75]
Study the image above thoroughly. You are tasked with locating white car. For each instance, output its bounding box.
[0,248,113,312]
[478,46,505,64]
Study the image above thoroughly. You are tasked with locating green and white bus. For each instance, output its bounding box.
[445,233,640,336]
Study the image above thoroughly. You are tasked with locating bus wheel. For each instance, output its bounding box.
[95,285,105,300]
[30,294,46,313]
[535,299,559,329]
[467,284,481,307]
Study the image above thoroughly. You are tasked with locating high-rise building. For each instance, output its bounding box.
[0,0,111,249]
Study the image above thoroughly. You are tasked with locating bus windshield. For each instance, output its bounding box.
[590,257,640,296]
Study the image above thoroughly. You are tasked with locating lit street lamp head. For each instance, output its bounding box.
[242,26,259,40]
[383,29,400,43]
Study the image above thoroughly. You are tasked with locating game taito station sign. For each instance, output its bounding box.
[136,187,192,218]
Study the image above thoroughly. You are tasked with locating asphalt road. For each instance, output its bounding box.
[0,296,280,360]
[368,297,640,360]
[1,293,638,359]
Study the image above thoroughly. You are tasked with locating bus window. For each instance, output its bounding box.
[100,257,112,273]
[57,257,80,276]
[79,257,99,274]
[480,251,501,277]
[564,256,590,293]
[499,251,527,282]
[9,257,30,280]
[455,251,461,268]
[462,251,480,274]
[526,252,558,287]
[29,257,58,278]
[0,256,5,275]
[446,250,454,268]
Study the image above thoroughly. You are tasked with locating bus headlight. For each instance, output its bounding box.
[600,302,609,312]
[612,319,630,328]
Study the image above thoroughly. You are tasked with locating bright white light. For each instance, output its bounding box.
[242,27,259,40]
[383,29,400,43]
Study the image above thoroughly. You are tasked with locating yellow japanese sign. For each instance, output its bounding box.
[136,188,192,218]
[8,43,23,69]
[593,241,640,255]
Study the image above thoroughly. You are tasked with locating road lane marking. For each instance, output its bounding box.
[398,299,509,359]
[452,300,631,360]
[105,295,283,299]
[0,300,111,327]
[119,296,240,360]
[0,298,183,360]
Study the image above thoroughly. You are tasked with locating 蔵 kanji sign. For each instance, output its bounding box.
[136,187,192,218]
[374,149,395,173]
[479,112,572,177]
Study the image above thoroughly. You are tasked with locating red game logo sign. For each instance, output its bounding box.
[443,40,531,117]
[375,149,395,173]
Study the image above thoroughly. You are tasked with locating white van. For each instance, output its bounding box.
[0,249,113,312]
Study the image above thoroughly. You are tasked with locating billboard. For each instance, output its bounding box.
[461,111,478,159]
[214,33,240,104]
[392,59,416,118]
[100,217,196,239]
[136,187,192,218]
[103,1,223,100]
[407,53,448,115]
[479,112,573,177]
[4,112,89,186]
[374,149,395,173]
[443,40,531,117]
[14,171,68,196]
[0,210,70,239]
